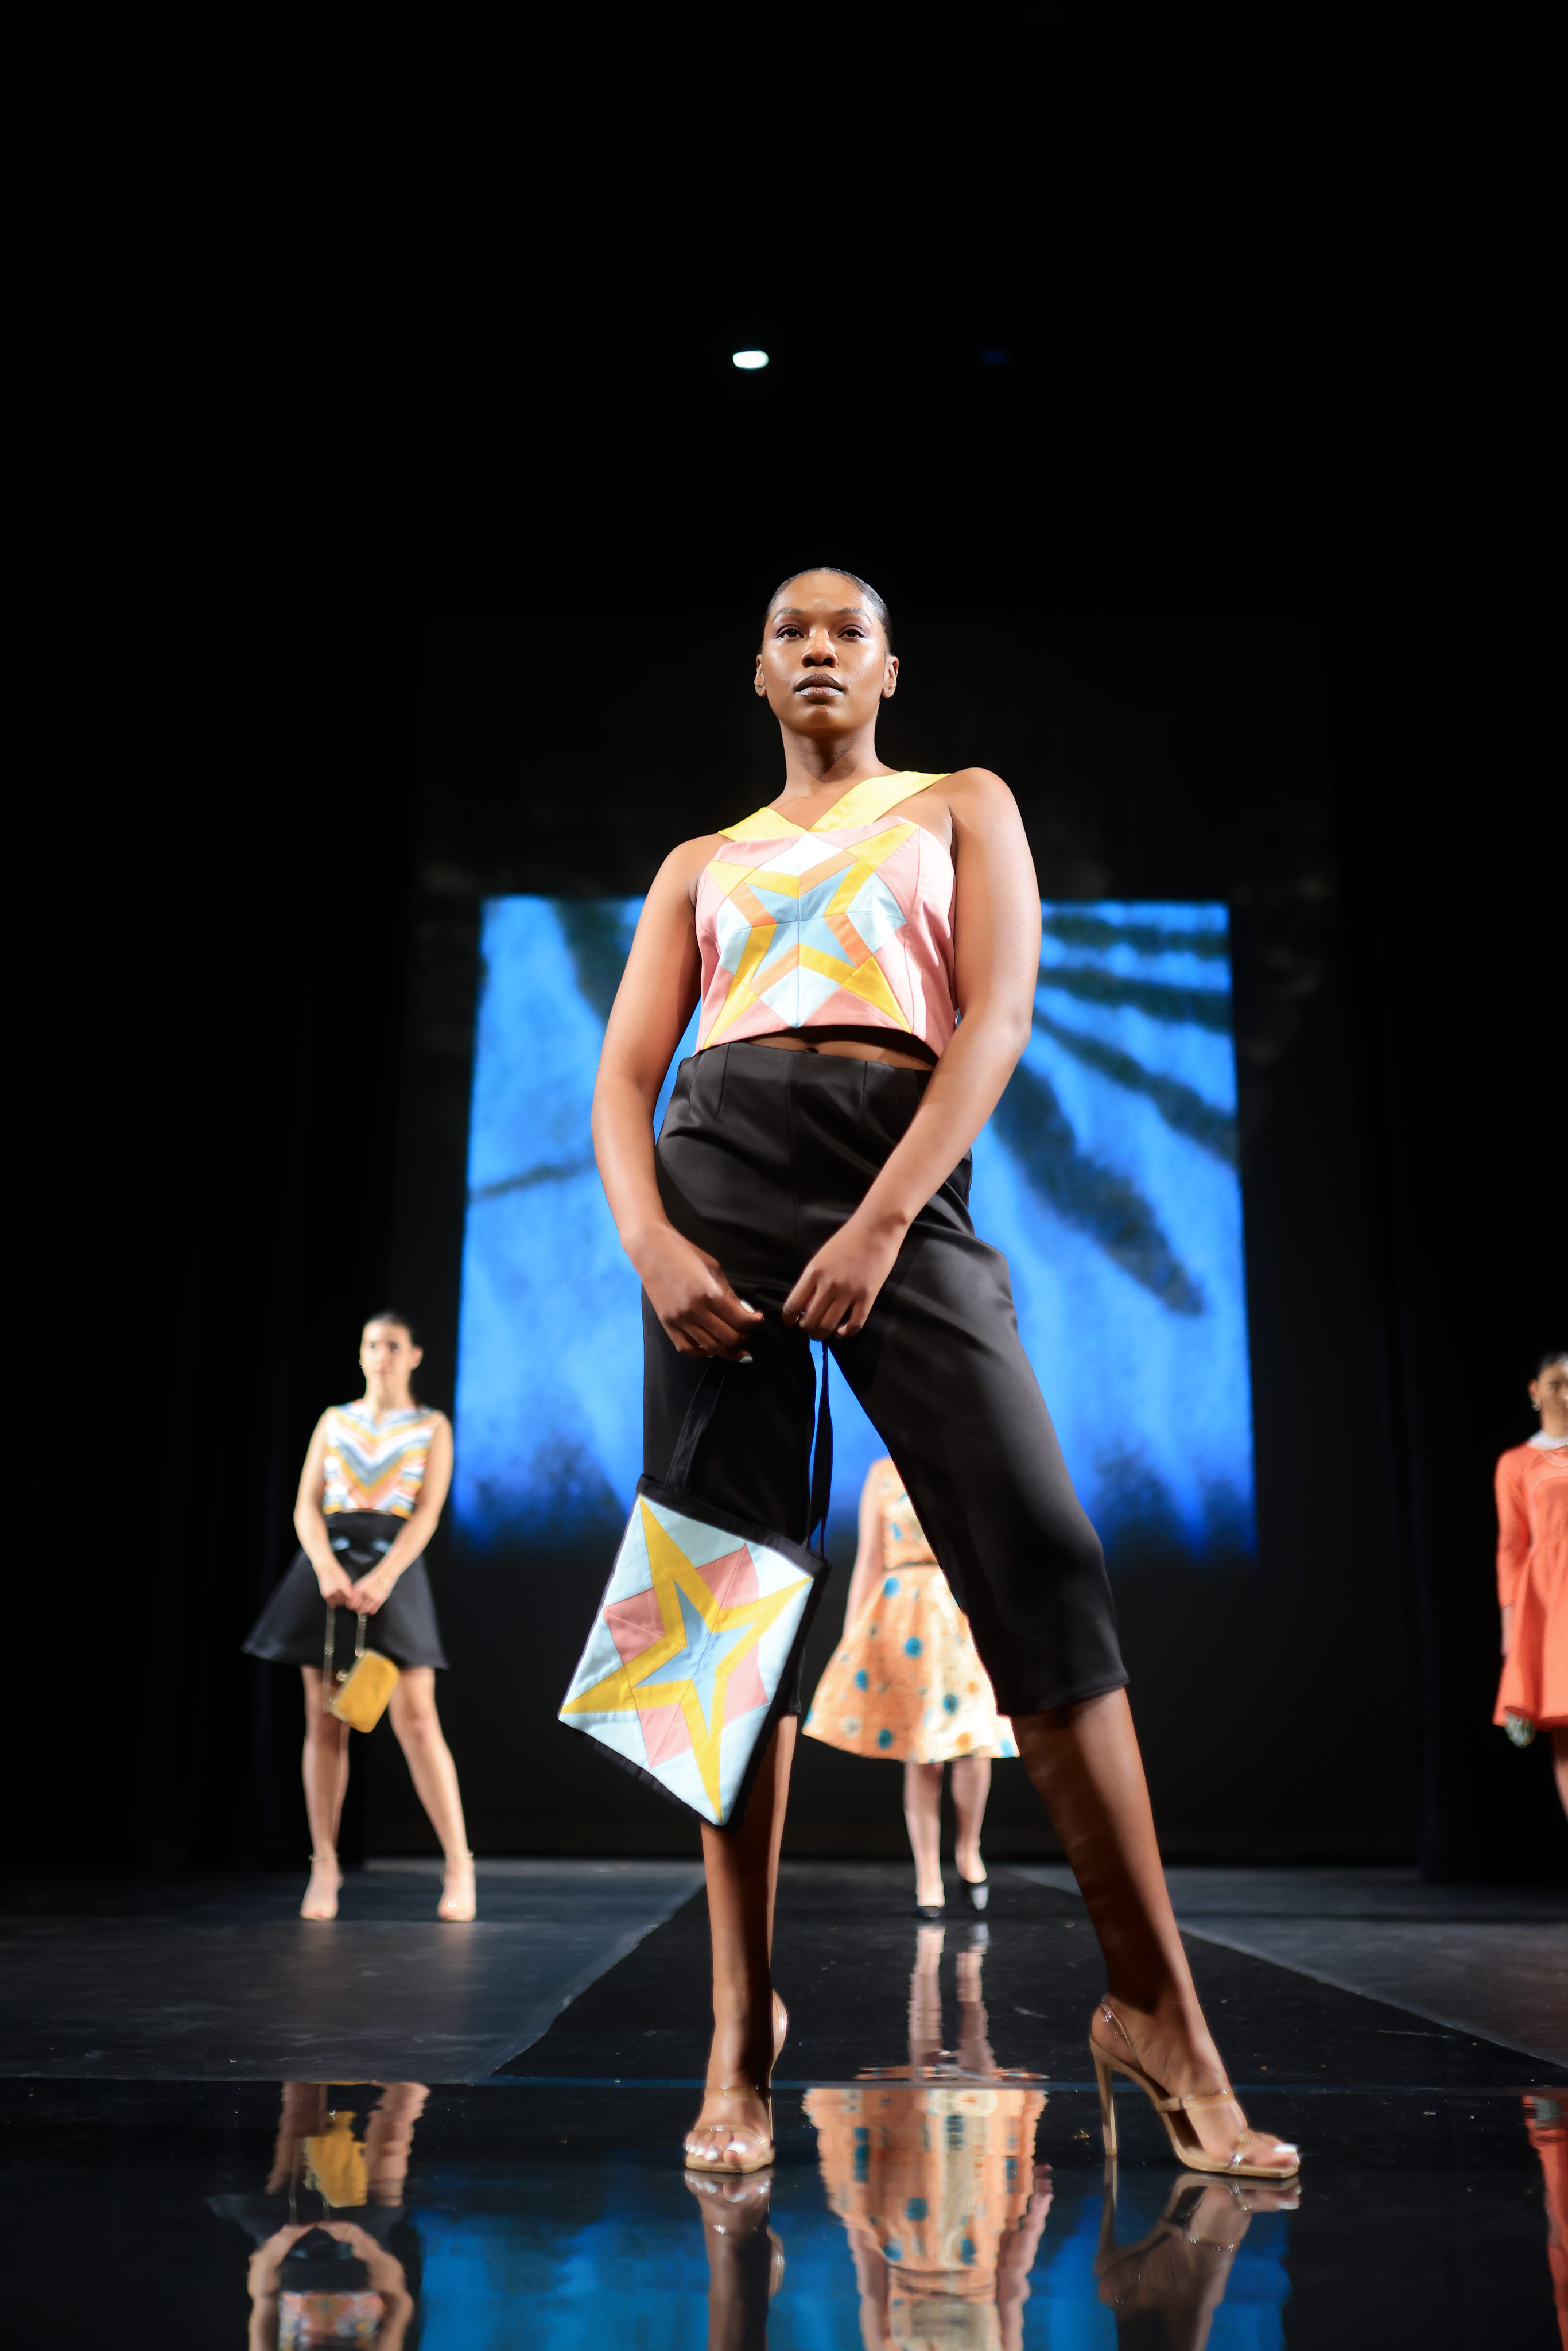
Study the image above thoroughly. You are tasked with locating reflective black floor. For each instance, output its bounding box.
[2,1862,1564,2348]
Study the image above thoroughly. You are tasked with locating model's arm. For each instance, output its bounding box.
[350,1418,453,1615]
[784,770,1041,1338]
[294,1418,357,1604]
[841,1464,888,1638]
[1496,1452,1529,1656]
[591,843,764,1361]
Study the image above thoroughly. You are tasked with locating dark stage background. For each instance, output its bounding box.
[9,9,1563,1881]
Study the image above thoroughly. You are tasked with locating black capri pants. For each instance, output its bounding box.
[645,1042,1127,1720]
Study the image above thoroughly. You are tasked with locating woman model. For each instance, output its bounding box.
[589,568,1297,2181]
[244,1313,475,1922]
[806,1457,1016,1917]
[1495,1349,1568,1811]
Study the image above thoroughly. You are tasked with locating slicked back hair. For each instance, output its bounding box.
[763,568,893,654]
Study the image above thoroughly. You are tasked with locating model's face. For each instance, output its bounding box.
[1530,1357,1568,1431]
[755,572,897,737]
[361,1322,422,1386]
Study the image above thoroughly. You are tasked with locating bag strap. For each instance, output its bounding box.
[322,1604,371,1685]
[665,1348,835,1561]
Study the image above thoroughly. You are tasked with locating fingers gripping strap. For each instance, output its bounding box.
[665,1349,835,1559]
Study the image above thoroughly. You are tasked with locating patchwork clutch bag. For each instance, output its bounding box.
[559,1351,833,1830]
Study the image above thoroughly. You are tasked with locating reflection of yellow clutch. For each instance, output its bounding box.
[324,1608,401,1732]
[304,2114,368,2208]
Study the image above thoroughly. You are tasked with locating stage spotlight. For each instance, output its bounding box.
[731,349,769,370]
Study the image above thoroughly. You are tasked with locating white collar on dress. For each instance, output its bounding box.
[1528,1430,1568,1450]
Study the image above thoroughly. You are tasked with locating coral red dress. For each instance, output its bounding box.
[1493,1437,1568,1733]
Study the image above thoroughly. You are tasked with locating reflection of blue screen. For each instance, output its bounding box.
[454,899,1254,1565]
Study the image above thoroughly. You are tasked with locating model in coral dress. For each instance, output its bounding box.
[805,1460,1016,1915]
[1493,1351,1568,1817]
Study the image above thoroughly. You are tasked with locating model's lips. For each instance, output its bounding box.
[793,676,844,693]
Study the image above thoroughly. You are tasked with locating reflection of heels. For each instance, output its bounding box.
[1091,2001,1300,2178]
[437,1852,476,1922]
[684,1992,788,2175]
[300,1854,341,1921]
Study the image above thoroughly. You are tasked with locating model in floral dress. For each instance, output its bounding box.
[806,1458,1017,1915]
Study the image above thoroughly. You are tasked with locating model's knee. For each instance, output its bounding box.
[395,1704,441,1749]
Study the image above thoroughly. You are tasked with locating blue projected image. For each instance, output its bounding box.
[454,898,1254,1565]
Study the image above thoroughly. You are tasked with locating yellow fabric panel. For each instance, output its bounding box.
[718,772,945,841]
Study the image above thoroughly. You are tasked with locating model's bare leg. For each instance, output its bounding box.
[903,1758,945,1907]
[950,1753,992,1885]
[685,2171,781,2351]
[300,1667,348,1919]
[1553,1729,1568,1819]
[909,1920,945,2068]
[954,1937,996,2075]
[685,1718,795,2171]
[1012,1690,1297,2171]
[387,1670,475,1918]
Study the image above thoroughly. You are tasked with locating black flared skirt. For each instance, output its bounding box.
[243,1510,449,1671]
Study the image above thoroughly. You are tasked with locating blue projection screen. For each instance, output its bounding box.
[454,900,1254,1566]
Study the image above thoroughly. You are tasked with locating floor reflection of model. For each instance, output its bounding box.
[1095,2170,1297,2351]
[211,2081,426,2350]
[805,1924,1051,2351]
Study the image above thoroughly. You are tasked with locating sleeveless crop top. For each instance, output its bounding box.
[321,1402,439,1519]
[694,772,957,1057]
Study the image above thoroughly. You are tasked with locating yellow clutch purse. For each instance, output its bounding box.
[323,1605,400,1732]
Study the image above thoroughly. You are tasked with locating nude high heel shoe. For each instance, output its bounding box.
[1091,2001,1300,2179]
[300,1853,341,1921]
[437,1852,477,1922]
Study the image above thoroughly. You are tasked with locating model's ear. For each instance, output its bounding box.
[754,655,767,697]
[882,655,900,700]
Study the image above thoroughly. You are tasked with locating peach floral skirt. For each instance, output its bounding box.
[805,1565,1017,1764]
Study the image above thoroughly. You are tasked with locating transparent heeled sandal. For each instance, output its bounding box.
[684,1996,789,2176]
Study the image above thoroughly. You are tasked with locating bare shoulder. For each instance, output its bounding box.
[943,766,1017,818]
[653,832,728,905]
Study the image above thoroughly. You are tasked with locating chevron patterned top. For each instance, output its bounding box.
[322,1402,440,1518]
[694,772,957,1056]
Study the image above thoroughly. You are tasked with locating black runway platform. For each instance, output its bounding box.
[2,1859,1564,2346]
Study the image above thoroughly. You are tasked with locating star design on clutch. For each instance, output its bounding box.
[561,1501,807,1814]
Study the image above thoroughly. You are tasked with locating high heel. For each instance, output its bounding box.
[300,1853,341,1921]
[957,1874,989,1914]
[1090,2001,1300,2179]
[914,1900,945,1921]
[437,1852,477,1922]
[684,1993,787,2175]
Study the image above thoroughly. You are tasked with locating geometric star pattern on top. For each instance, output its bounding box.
[697,771,949,1049]
[560,1496,809,1819]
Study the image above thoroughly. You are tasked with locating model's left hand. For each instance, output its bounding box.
[783,1213,904,1339]
[350,1564,400,1615]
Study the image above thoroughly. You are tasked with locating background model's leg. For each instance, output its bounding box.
[903,1757,945,1909]
[1012,1688,1295,2171]
[387,1668,475,1917]
[685,1717,796,2170]
[300,1667,348,1919]
[950,1752,992,1886]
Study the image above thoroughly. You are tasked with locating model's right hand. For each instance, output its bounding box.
[636,1227,763,1361]
[316,1563,357,1607]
